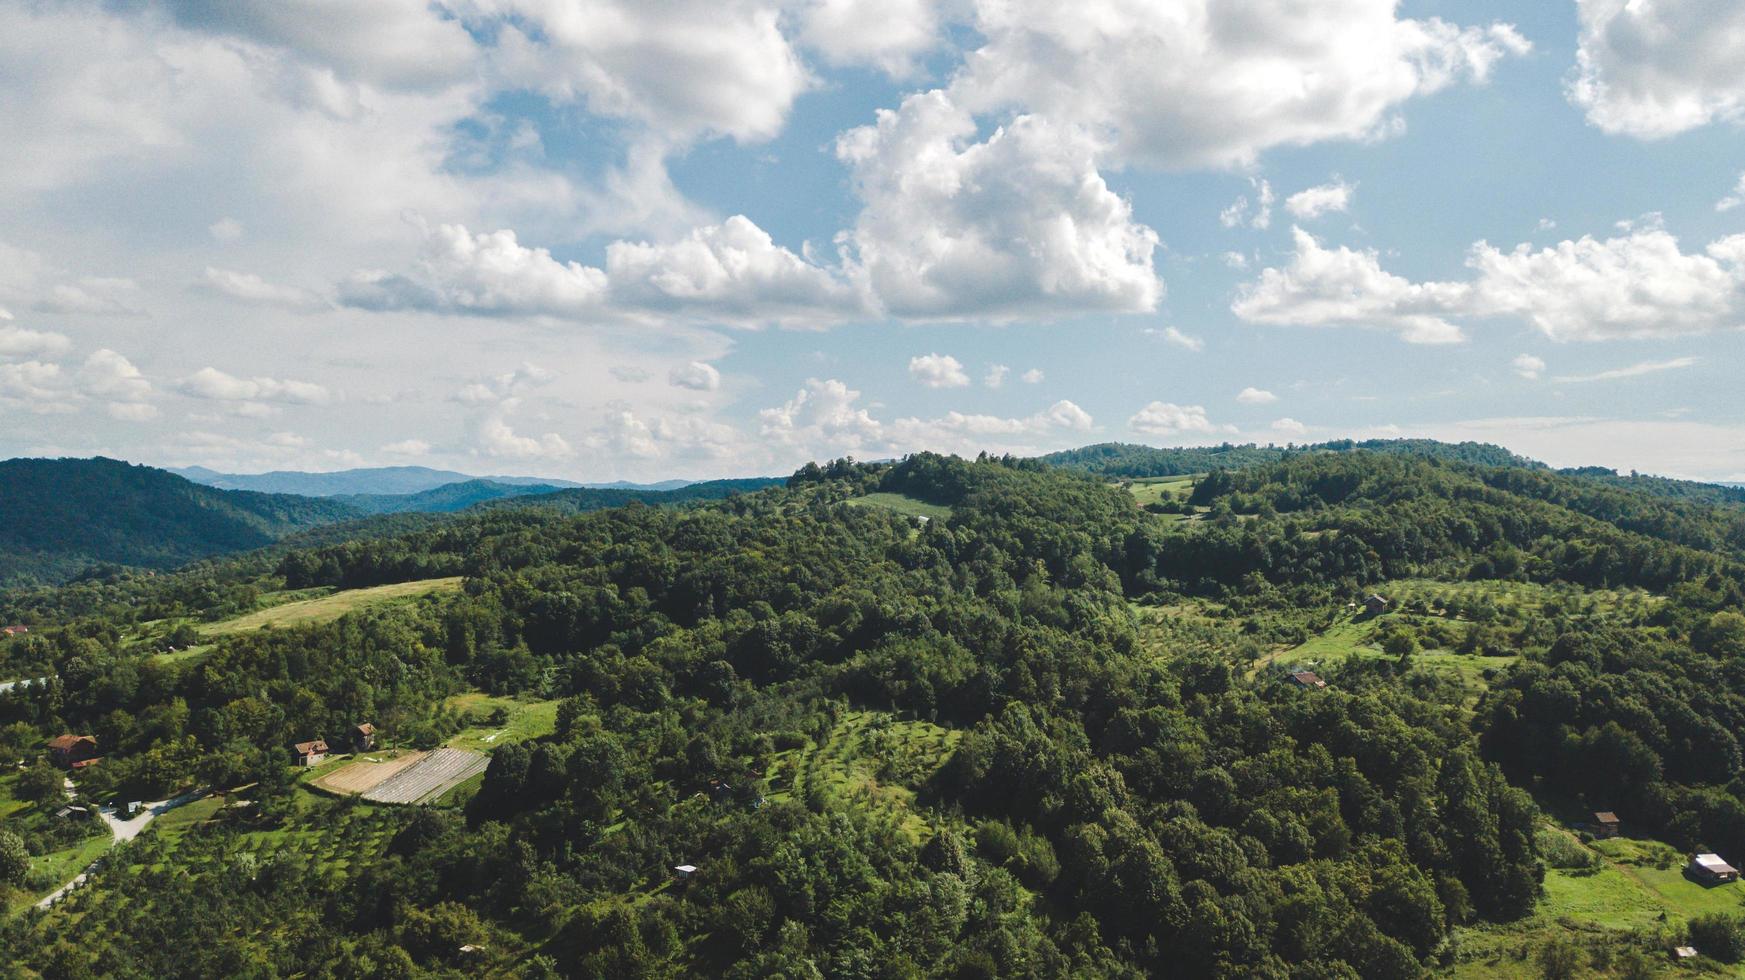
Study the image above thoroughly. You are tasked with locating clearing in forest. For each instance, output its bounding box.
[312,750,428,796]
[442,693,559,752]
[844,493,952,521]
[361,747,489,805]
[765,710,961,844]
[201,577,464,635]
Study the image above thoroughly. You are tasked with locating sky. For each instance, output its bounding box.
[2,0,1744,482]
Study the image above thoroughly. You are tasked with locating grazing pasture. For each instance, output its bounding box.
[200,576,464,635]
[844,492,952,521]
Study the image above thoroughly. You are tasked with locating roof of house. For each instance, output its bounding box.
[69,758,100,769]
[1693,853,1739,873]
[672,864,697,874]
[2,625,28,634]
[354,723,375,735]
[1365,594,1389,603]
[47,734,95,750]
[1675,946,1698,957]
[1290,670,1326,687]
[1594,811,1620,823]
[292,739,328,755]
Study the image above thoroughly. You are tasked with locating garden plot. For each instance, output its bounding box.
[312,751,427,796]
[361,748,488,805]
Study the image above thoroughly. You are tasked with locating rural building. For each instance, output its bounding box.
[2,625,28,636]
[1593,812,1621,838]
[1364,595,1391,615]
[351,723,377,752]
[1289,670,1327,690]
[1674,946,1699,959]
[1688,852,1740,884]
[672,864,697,879]
[69,758,101,771]
[47,734,98,767]
[292,739,329,767]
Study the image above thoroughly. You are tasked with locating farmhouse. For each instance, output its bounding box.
[292,739,329,767]
[1289,670,1327,690]
[47,734,98,767]
[351,723,377,752]
[1364,595,1391,615]
[1593,811,1621,838]
[1688,852,1740,884]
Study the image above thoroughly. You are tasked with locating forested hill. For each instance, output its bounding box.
[334,478,573,514]
[9,449,1745,973]
[0,457,358,588]
[474,476,786,513]
[1040,438,1543,477]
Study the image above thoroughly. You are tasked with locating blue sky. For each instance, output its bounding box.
[1,0,1743,480]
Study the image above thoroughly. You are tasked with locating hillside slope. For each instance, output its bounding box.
[172,464,584,496]
[0,457,358,587]
[334,478,571,514]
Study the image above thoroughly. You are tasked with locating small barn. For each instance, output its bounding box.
[292,739,329,767]
[1289,670,1327,690]
[351,723,377,752]
[1688,852,1740,884]
[1364,595,1391,615]
[1593,811,1621,838]
[47,734,98,767]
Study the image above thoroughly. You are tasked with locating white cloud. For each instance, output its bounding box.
[1232,227,1470,344]
[909,352,971,388]
[381,438,431,456]
[951,0,1529,169]
[1221,252,1249,270]
[208,217,245,242]
[477,415,573,459]
[339,222,609,318]
[1272,417,1308,436]
[1718,173,1745,213]
[107,402,159,422]
[1538,217,1558,231]
[1129,401,1219,438]
[1512,354,1546,380]
[33,279,144,317]
[0,323,71,360]
[668,361,721,391]
[836,90,1162,319]
[800,0,942,78]
[79,349,155,421]
[1021,369,1044,384]
[179,367,332,405]
[1237,387,1278,405]
[1145,326,1204,352]
[758,378,885,453]
[1238,224,1745,344]
[483,0,812,144]
[1220,179,1274,230]
[604,215,858,325]
[1553,356,1699,384]
[0,361,76,414]
[984,364,1010,388]
[1285,179,1355,220]
[202,267,327,312]
[1570,0,1745,138]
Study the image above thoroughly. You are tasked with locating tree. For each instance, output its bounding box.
[0,828,28,886]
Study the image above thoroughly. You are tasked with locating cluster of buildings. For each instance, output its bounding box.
[292,723,377,766]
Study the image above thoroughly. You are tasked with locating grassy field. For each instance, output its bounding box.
[201,577,464,635]
[845,492,952,521]
[1120,475,1199,508]
[1451,828,1745,976]
[443,693,560,752]
[1261,615,1517,687]
[765,709,961,844]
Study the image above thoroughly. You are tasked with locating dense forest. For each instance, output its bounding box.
[1,446,1744,976]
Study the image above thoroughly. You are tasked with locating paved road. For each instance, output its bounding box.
[35,789,206,909]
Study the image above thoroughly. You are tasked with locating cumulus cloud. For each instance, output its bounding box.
[1720,174,1745,213]
[477,415,573,459]
[1272,417,1308,436]
[1233,227,1470,344]
[34,279,144,317]
[483,0,811,144]
[179,367,331,405]
[605,215,858,325]
[909,353,971,388]
[1129,401,1219,438]
[1570,0,1745,138]
[1237,386,1278,405]
[1146,326,1204,351]
[0,361,76,414]
[951,0,1529,169]
[836,90,1162,319]
[1553,356,1699,384]
[1238,224,1745,344]
[208,217,244,242]
[79,349,156,420]
[1220,178,1274,230]
[1021,369,1044,384]
[800,0,942,78]
[1285,179,1355,220]
[668,361,721,391]
[202,267,327,312]
[340,222,609,318]
[758,377,1093,460]
[984,364,1010,388]
[758,378,885,453]
[1513,354,1546,380]
[0,323,71,360]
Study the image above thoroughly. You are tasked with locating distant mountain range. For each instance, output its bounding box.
[0,458,780,589]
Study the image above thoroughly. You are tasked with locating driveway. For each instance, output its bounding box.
[35,789,206,908]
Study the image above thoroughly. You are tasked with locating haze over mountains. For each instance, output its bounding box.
[168,464,692,497]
